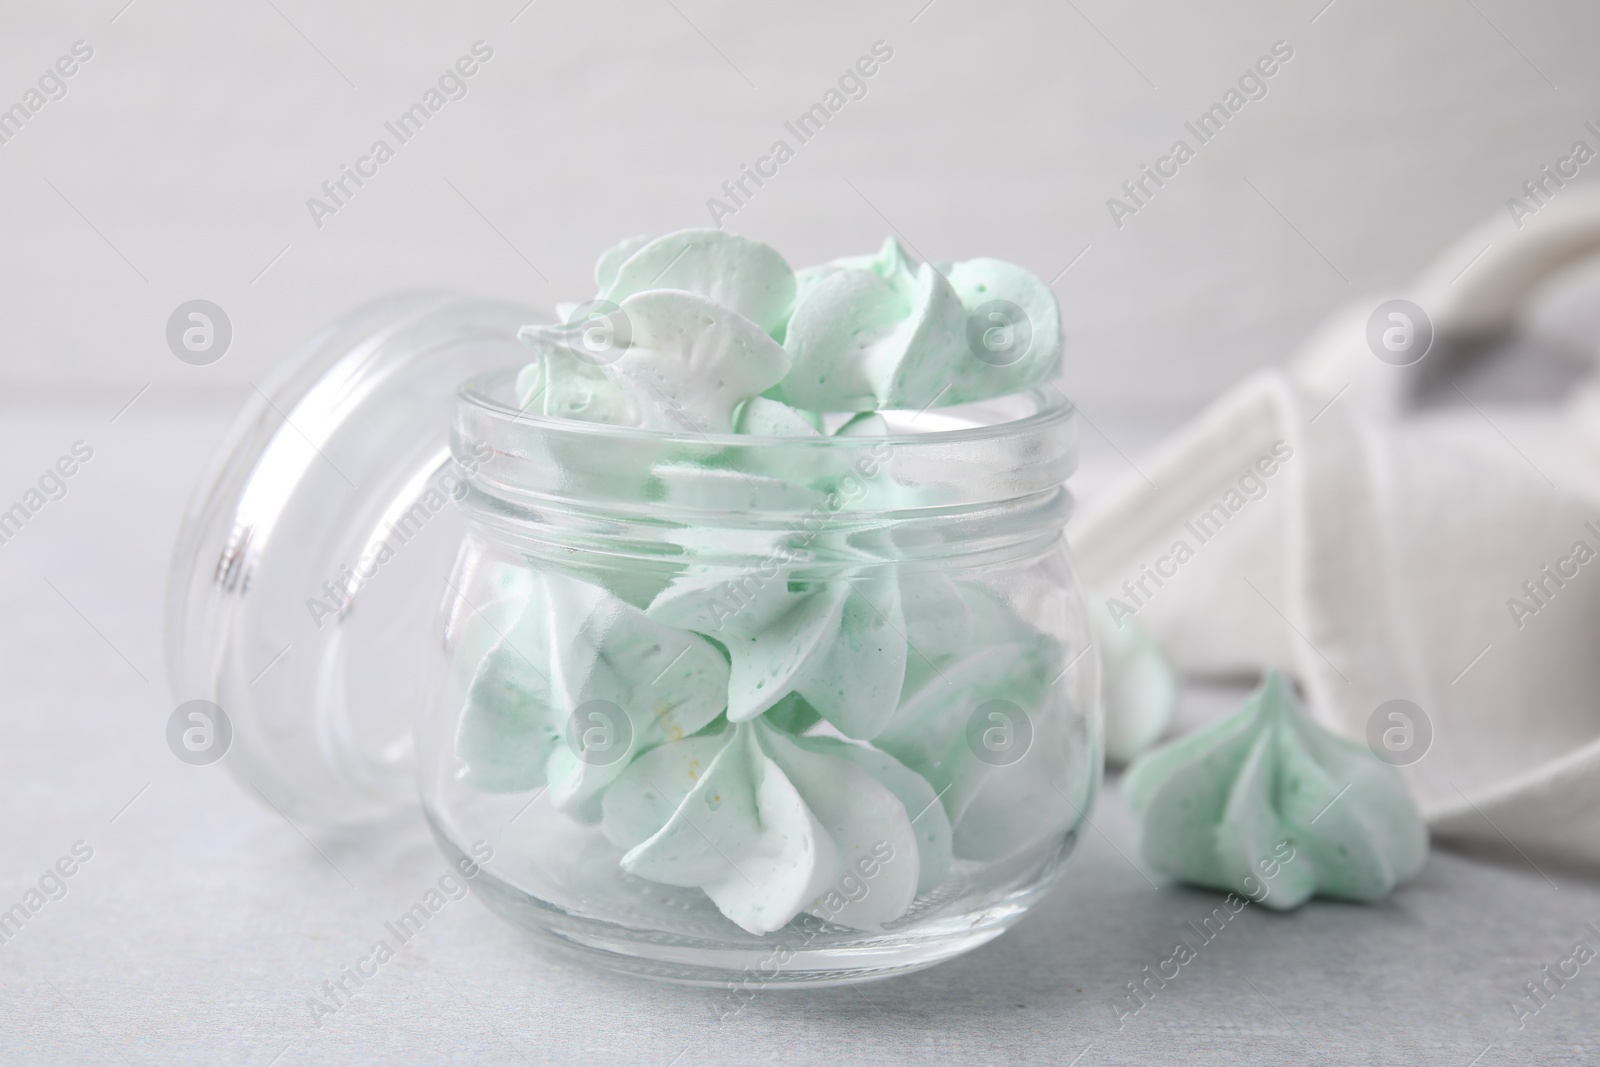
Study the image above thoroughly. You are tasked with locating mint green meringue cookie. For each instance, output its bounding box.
[516,232,793,432]
[646,533,976,741]
[514,334,643,426]
[778,237,1061,412]
[601,719,926,934]
[874,582,1074,863]
[1094,600,1177,765]
[835,411,890,437]
[785,730,952,895]
[603,290,790,433]
[455,568,729,821]
[734,396,822,436]
[793,233,916,308]
[593,235,649,292]
[518,231,1064,431]
[651,460,827,512]
[650,569,906,739]
[939,257,1063,405]
[1123,670,1427,910]
[780,240,966,412]
[599,229,797,339]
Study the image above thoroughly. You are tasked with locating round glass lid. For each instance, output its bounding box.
[164,291,541,826]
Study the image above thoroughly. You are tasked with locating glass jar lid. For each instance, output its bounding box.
[164,291,541,826]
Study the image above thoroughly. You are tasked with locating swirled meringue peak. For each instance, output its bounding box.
[1123,670,1427,910]
[514,231,1061,428]
[782,238,1062,411]
[601,718,944,935]
[455,568,730,822]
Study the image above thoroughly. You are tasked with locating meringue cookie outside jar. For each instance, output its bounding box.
[419,370,1101,985]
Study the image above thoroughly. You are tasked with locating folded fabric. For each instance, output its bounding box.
[1075,192,1600,867]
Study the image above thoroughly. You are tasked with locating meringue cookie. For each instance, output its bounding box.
[607,290,794,432]
[527,231,791,434]
[899,568,974,659]
[455,568,730,821]
[1094,599,1178,765]
[1123,670,1428,910]
[514,333,642,427]
[784,730,953,894]
[780,239,967,412]
[602,719,925,934]
[939,257,1063,405]
[650,567,907,739]
[599,229,797,339]
[647,528,979,742]
[874,582,1078,863]
[593,234,650,293]
[835,411,890,437]
[778,237,1062,411]
[793,234,916,309]
[734,396,822,436]
[650,460,827,513]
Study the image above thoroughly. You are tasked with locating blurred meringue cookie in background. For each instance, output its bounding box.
[1093,599,1177,765]
[1079,191,1600,870]
[1124,670,1427,909]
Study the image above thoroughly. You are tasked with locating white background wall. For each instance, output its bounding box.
[2,0,1598,414]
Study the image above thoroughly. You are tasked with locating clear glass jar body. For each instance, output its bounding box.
[418,371,1101,984]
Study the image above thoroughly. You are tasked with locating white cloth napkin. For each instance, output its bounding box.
[1074,192,1600,867]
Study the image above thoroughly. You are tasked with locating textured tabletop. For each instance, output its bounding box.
[0,394,1594,1066]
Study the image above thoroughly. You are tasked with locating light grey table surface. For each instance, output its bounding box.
[1,392,1595,1067]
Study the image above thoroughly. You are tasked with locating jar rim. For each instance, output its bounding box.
[455,368,1074,449]
[452,367,1078,527]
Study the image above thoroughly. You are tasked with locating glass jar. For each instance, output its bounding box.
[167,293,1100,986]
